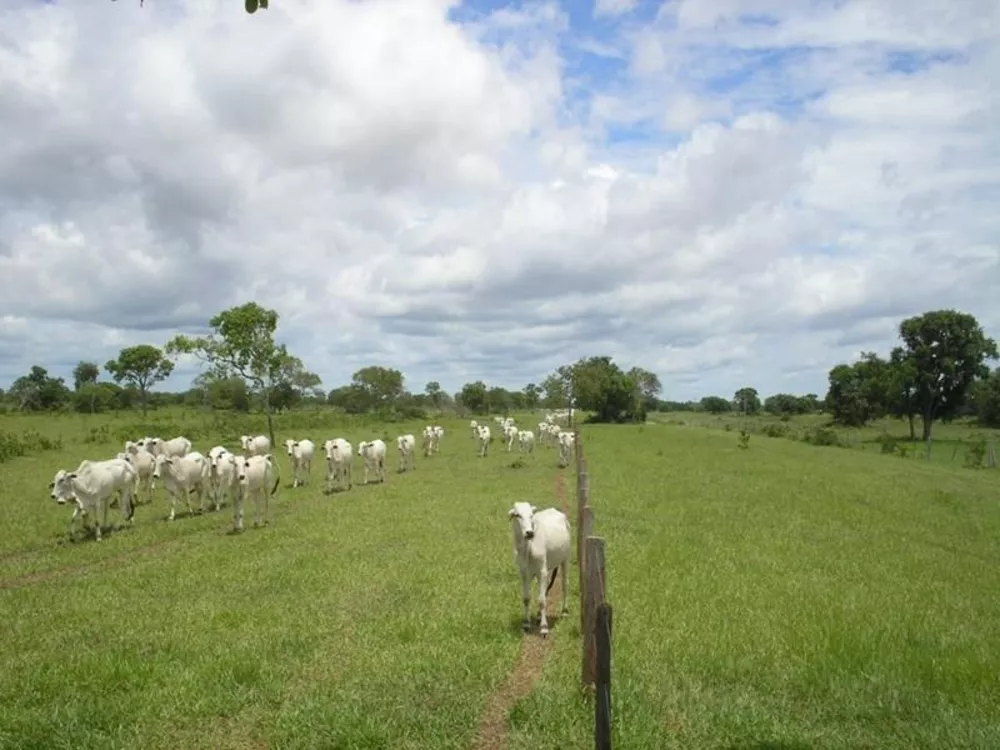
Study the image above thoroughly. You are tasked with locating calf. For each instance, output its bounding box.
[557,431,574,468]
[518,429,535,454]
[232,454,280,530]
[508,501,571,636]
[397,434,416,472]
[284,438,316,487]
[240,434,271,457]
[477,425,491,458]
[152,452,210,520]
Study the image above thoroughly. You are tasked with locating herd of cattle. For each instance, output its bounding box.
[44,412,577,635]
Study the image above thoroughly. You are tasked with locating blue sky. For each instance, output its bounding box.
[0,0,997,400]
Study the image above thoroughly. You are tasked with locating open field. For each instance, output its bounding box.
[649,410,1000,468]
[2,408,999,749]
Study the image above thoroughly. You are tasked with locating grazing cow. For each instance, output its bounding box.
[152,452,211,520]
[469,419,478,438]
[504,423,519,452]
[518,429,535,454]
[285,438,316,487]
[508,501,571,636]
[397,434,416,472]
[232,454,280,531]
[240,434,271,457]
[357,439,388,484]
[49,459,138,541]
[477,425,491,458]
[323,438,353,491]
[558,431,575,468]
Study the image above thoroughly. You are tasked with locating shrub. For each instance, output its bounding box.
[805,427,841,447]
[964,440,987,469]
[0,430,64,463]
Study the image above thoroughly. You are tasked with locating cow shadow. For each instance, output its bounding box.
[506,610,565,637]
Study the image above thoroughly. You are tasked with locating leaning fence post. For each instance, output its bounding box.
[595,602,613,750]
[582,535,606,689]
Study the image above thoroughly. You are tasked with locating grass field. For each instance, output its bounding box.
[1,408,999,749]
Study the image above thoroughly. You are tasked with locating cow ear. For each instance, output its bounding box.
[508,508,518,518]
[68,473,77,479]
[47,481,55,489]
[530,505,537,514]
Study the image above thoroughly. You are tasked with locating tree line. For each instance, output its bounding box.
[2,305,998,437]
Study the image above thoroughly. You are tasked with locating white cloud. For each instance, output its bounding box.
[0,0,998,402]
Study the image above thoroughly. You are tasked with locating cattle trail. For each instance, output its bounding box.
[469,471,571,750]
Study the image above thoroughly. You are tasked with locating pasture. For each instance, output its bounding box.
[1,408,999,749]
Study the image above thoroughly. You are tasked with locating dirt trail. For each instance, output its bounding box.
[469,471,573,750]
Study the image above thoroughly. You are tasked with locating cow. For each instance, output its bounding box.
[285,438,316,488]
[397,434,416,472]
[323,438,353,492]
[152,452,211,520]
[477,425,491,458]
[49,458,138,541]
[240,434,271,457]
[357,439,388,484]
[232,454,280,531]
[508,501,571,636]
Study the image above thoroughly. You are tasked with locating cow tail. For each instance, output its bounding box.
[271,473,281,496]
[546,565,559,594]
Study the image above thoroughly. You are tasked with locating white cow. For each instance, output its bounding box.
[232,454,279,531]
[152,452,210,520]
[285,438,316,488]
[120,448,156,505]
[240,434,271,457]
[508,501,571,636]
[518,429,535,454]
[477,425,491,458]
[504,423,519,452]
[397,434,416,472]
[323,438,353,492]
[504,417,515,430]
[49,458,138,541]
[211,451,240,511]
[422,425,435,457]
[431,426,444,453]
[145,436,192,458]
[469,419,478,438]
[206,445,230,505]
[494,416,505,426]
[557,431,575,468]
[357,439,388,484]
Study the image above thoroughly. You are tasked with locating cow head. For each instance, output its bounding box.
[508,501,538,541]
[151,455,173,479]
[49,470,78,504]
[285,439,298,456]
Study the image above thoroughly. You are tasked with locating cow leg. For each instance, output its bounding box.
[521,574,532,632]
[538,567,550,636]
[168,491,178,521]
[233,488,244,531]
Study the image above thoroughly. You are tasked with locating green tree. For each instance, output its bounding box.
[825,352,889,427]
[733,387,761,415]
[885,348,919,440]
[458,381,488,413]
[897,310,998,440]
[327,385,370,414]
[424,381,442,408]
[72,361,100,391]
[487,386,512,414]
[166,302,296,448]
[523,383,541,410]
[9,365,70,411]
[570,356,642,423]
[269,356,322,411]
[972,368,1000,427]
[700,396,731,414]
[351,366,404,413]
[105,345,174,416]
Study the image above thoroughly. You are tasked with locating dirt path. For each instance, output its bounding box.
[469,471,573,750]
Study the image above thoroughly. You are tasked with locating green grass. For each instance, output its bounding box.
[2,408,999,749]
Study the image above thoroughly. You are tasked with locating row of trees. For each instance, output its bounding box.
[3,305,997,436]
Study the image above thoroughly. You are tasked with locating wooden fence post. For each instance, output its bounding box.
[987,441,997,469]
[595,602,613,750]
[579,505,594,632]
[582,535,606,689]
[577,463,589,625]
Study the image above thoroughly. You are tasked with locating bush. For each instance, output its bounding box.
[762,423,788,438]
[805,427,841,447]
[964,440,987,469]
[878,433,897,455]
[0,430,64,463]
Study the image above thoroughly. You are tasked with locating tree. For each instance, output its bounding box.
[327,384,370,414]
[972,368,1000,428]
[166,302,296,448]
[825,352,889,427]
[885,348,919,440]
[628,367,662,400]
[105,345,174,416]
[523,383,540,410]
[72,362,100,391]
[269,356,322,411]
[487,386,512,414]
[733,387,760,415]
[700,396,731,414]
[8,365,70,411]
[458,381,488,413]
[897,310,998,440]
[569,356,643,423]
[425,381,442,408]
[351,366,404,412]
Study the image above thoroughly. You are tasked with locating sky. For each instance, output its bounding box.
[1,0,998,401]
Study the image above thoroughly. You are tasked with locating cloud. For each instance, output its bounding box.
[0,0,998,402]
